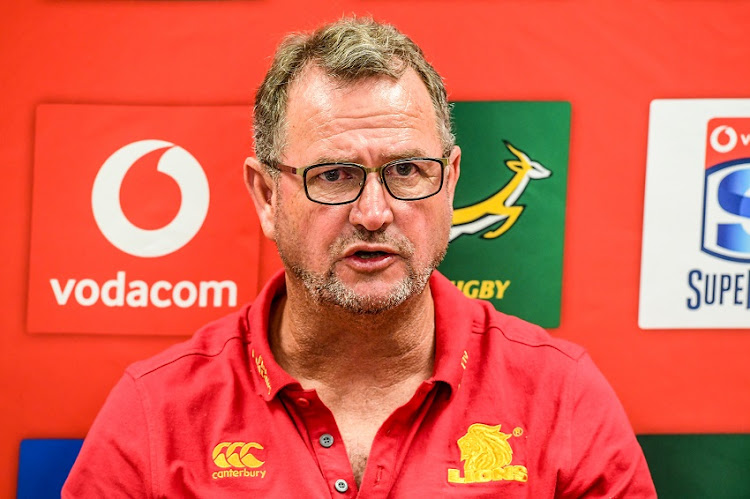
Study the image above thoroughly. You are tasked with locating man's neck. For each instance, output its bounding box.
[268,278,436,392]
[268,275,437,487]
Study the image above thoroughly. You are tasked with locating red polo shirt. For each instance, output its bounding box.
[63,270,655,498]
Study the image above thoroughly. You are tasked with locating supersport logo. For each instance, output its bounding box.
[91,140,210,258]
[450,141,551,242]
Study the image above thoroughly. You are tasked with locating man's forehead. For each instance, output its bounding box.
[282,65,440,163]
[285,64,434,122]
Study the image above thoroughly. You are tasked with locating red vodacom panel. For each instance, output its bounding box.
[28,104,261,335]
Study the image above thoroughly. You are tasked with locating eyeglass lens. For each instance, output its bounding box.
[304,159,443,204]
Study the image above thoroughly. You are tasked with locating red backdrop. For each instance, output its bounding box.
[2,1,750,496]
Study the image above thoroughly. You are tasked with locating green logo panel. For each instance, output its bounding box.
[439,101,570,327]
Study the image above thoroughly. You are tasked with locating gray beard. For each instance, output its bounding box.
[288,259,430,315]
[279,228,447,315]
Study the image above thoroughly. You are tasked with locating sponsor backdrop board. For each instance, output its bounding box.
[440,102,570,328]
[27,105,261,335]
[4,2,750,498]
[640,99,750,329]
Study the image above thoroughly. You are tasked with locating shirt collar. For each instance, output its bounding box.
[246,269,298,401]
[246,269,473,401]
[428,270,473,397]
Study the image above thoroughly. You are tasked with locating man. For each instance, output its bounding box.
[64,18,656,497]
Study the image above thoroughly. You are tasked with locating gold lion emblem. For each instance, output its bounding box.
[448,423,528,484]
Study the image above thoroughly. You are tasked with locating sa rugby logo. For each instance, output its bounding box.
[450,141,551,242]
[448,423,528,484]
[439,101,570,328]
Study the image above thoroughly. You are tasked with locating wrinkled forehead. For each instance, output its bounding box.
[288,64,435,119]
[282,65,441,162]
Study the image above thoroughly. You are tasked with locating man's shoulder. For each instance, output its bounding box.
[478,303,586,363]
[432,270,585,363]
[125,304,252,380]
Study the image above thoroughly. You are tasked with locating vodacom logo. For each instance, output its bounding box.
[709,125,738,154]
[91,139,210,258]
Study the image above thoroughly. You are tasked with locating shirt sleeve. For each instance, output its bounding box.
[62,373,153,498]
[557,353,657,498]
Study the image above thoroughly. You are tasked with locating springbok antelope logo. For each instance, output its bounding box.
[450,141,551,242]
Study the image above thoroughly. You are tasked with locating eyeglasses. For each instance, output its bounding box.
[270,157,449,205]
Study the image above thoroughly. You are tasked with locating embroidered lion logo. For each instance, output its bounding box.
[448,423,528,484]
[457,423,514,471]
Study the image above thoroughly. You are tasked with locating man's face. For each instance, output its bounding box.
[269,64,460,313]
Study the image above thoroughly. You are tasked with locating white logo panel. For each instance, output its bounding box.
[639,99,750,329]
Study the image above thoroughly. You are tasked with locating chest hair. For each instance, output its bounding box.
[322,382,421,488]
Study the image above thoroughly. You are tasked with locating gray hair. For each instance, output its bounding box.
[253,17,455,173]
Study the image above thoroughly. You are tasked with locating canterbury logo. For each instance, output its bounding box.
[450,141,551,242]
[212,442,265,468]
[448,423,528,484]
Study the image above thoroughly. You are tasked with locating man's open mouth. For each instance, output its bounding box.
[354,251,389,259]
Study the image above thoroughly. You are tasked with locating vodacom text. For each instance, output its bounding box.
[50,271,238,309]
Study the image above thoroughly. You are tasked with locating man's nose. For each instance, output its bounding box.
[349,174,394,231]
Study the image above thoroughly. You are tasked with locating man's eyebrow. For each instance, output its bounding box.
[309,149,432,166]
[309,156,343,165]
[382,149,431,162]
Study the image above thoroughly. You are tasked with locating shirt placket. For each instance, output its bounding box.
[280,381,443,499]
[281,388,358,498]
[357,380,442,498]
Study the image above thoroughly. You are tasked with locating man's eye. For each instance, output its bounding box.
[319,168,345,182]
[392,162,417,176]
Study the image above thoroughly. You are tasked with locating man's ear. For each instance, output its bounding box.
[445,145,461,205]
[243,157,276,239]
